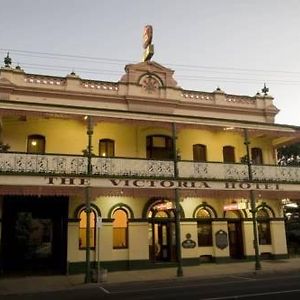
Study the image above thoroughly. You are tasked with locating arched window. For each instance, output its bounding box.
[252,147,263,165]
[27,134,45,154]
[79,208,96,249]
[113,209,128,249]
[193,144,207,162]
[99,139,115,157]
[257,208,271,245]
[146,135,173,160]
[223,146,235,163]
[197,208,213,247]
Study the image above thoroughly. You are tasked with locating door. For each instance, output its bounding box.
[149,221,176,262]
[228,221,244,258]
[1,196,68,275]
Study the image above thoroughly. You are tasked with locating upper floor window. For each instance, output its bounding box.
[146,135,173,160]
[99,139,115,157]
[113,209,128,249]
[252,147,263,165]
[79,208,96,249]
[223,146,235,163]
[193,144,207,162]
[27,134,45,154]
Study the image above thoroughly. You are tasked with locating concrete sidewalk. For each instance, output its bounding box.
[1,258,300,296]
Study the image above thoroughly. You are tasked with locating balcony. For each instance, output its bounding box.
[1,152,300,183]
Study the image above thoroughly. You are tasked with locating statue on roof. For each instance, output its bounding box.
[143,25,154,62]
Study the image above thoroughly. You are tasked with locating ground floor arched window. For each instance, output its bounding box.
[79,208,96,249]
[196,208,213,247]
[112,209,128,249]
[257,208,271,245]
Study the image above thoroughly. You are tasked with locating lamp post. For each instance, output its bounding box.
[243,128,261,271]
[85,115,93,283]
[172,123,183,277]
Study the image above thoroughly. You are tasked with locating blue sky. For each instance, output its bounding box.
[1,0,300,125]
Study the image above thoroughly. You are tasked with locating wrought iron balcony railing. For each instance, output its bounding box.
[1,152,300,182]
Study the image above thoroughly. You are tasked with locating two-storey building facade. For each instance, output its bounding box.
[1,55,300,275]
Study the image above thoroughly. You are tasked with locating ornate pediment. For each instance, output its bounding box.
[119,61,179,89]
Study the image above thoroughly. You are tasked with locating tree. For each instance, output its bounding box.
[277,142,300,166]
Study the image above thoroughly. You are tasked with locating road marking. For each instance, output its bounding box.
[99,286,110,294]
[229,275,256,281]
[201,288,300,300]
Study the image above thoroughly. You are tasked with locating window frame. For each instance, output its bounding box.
[257,208,271,245]
[146,135,173,160]
[223,145,235,163]
[27,134,46,154]
[193,144,207,162]
[112,208,129,249]
[78,208,97,250]
[196,208,213,247]
[99,138,115,157]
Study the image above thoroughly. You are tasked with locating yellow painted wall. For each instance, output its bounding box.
[243,221,255,256]
[270,220,288,254]
[128,223,149,260]
[3,117,276,164]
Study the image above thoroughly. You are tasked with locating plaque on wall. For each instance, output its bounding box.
[182,233,196,249]
[215,230,228,250]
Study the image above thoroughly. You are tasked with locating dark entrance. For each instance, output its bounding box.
[228,221,244,258]
[149,221,176,262]
[1,195,68,275]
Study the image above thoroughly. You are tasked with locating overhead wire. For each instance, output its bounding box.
[1,48,300,86]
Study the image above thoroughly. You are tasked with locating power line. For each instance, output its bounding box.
[2,48,300,76]
[1,48,300,86]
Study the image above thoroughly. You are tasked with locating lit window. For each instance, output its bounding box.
[27,134,45,154]
[99,139,115,157]
[113,209,128,249]
[79,209,96,249]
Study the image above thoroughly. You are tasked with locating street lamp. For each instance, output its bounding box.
[172,123,183,277]
[85,115,93,283]
[243,128,261,271]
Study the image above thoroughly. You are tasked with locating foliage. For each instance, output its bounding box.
[277,142,300,166]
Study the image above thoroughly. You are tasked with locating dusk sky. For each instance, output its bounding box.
[1,0,300,125]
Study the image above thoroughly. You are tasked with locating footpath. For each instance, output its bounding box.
[1,258,300,296]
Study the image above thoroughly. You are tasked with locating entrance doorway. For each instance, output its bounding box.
[149,221,176,262]
[225,210,244,259]
[1,196,68,275]
[147,201,176,263]
[228,221,244,258]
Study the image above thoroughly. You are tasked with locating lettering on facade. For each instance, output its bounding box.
[45,177,281,191]
[46,177,90,186]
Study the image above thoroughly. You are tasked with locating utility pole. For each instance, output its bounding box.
[243,128,261,271]
[85,115,93,283]
[172,123,183,277]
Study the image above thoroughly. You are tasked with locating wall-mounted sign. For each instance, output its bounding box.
[215,230,228,250]
[182,233,196,249]
[154,201,174,211]
[223,202,247,211]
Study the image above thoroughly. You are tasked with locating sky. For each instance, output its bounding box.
[1,0,300,125]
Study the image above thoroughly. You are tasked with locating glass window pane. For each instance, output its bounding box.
[79,209,96,249]
[113,209,128,249]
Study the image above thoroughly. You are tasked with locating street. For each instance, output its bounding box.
[2,271,300,300]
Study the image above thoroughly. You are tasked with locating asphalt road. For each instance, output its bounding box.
[2,271,300,300]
